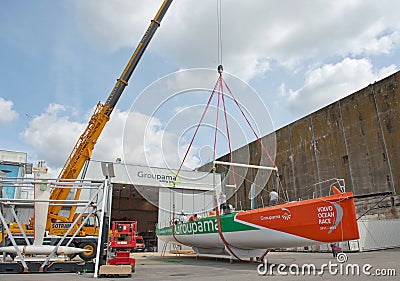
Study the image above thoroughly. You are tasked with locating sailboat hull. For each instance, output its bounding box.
[157,192,359,253]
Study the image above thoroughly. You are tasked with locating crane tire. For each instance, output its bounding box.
[78,241,97,260]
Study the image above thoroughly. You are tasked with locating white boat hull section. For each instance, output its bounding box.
[0,245,89,255]
[158,227,319,250]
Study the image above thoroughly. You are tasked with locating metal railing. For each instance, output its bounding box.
[0,177,107,272]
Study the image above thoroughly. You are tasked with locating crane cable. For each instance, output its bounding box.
[215,0,276,168]
[172,1,275,261]
[213,69,243,261]
[213,70,271,262]
[172,79,220,247]
[217,0,223,65]
[173,70,275,260]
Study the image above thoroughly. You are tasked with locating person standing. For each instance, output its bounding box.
[330,243,342,258]
[219,192,227,214]
[180,210,187,223]
[269,188,278,206]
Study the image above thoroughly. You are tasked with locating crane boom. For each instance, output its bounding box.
[47,0,173,225]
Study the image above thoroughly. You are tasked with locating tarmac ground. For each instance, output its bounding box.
[0,248,399,281]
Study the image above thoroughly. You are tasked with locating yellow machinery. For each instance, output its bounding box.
[3,0,173,261]
[49,0,173,228]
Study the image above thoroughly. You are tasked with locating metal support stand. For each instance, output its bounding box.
[161,242,168,257]
[0,177,106,273]
[94,178,110,278]
[0,210,28,271]
[40,182,105,271]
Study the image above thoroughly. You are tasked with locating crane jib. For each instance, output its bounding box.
[50,0,173,222]
[105,0,173,110]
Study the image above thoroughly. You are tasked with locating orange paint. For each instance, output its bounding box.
[236,192,359,242]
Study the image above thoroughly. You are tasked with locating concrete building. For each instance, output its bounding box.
[208,71,399,211]
[198,71,400,252]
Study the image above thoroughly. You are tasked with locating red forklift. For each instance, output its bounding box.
[99,221,137,277]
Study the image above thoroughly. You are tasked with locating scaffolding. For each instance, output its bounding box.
[0,177,110,273]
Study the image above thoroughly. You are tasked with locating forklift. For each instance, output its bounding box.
[98,221,137,277]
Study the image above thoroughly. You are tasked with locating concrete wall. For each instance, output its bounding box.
[210,71,400,210]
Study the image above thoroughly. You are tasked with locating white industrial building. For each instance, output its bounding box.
[85,159,221,251]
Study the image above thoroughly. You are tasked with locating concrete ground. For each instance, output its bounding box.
[1,249,399,281]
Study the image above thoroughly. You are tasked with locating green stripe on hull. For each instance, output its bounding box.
[156,214,258,236]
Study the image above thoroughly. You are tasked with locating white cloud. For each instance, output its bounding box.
[75,1,162,52]
[354,31,400,55]
[287,58,398,115]
[0,97,19,123]
[122,108,200,171]
[74,0,400,80]
[20,103,200,174]
[20,103,85,172]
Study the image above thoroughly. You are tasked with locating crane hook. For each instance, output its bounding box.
[217,65,223,75]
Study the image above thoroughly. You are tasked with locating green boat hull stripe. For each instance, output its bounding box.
[156,214,258,236]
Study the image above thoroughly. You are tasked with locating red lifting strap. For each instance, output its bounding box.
[176,70,276,179]
[173,68,274,261]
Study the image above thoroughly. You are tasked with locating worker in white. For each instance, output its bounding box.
[180,210,187,223]
[269,188,279,206]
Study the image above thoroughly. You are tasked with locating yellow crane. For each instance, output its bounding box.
[3,0,173,261]
[47,0,173,229]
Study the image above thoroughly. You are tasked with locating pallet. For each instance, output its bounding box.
[98,265,133,278]
[169,249,196,254]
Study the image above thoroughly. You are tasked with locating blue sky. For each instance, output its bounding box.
[1,0,399,174]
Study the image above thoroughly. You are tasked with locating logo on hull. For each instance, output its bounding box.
[281,208,291,221]
[317,202,343,234]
